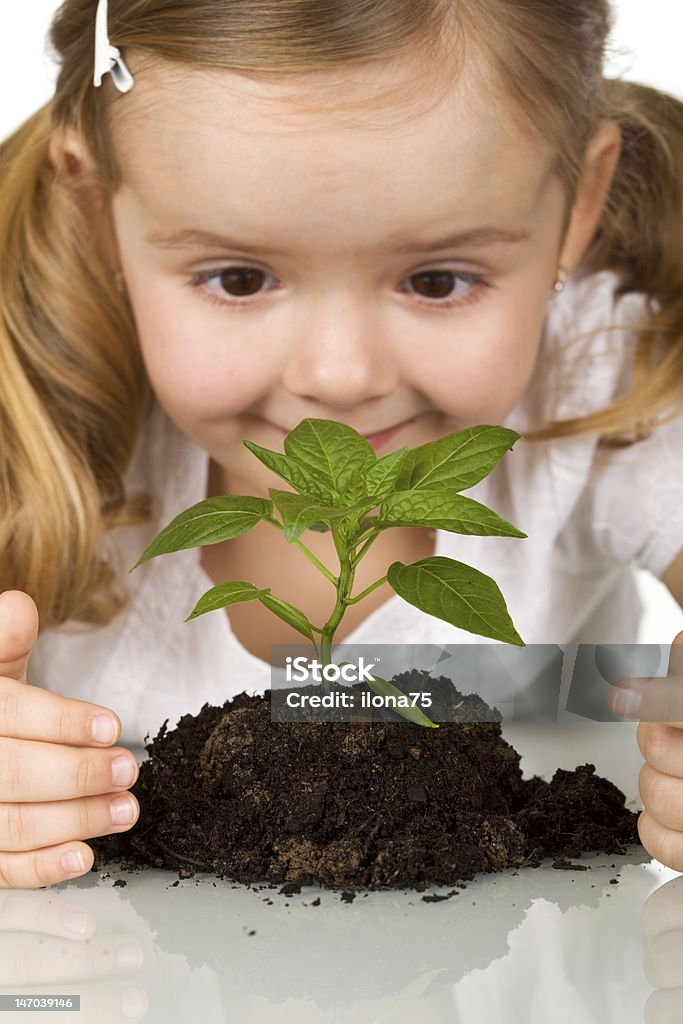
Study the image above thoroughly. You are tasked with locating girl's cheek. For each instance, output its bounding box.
[141,337,271,420]
[123,275,278,416]
[422,324,541,423]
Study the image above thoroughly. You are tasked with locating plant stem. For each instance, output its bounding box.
[352,528,381,567]
[318,525,356,691]
[265,514,338,585]
[266,515,384,688]
[345,574,388,605]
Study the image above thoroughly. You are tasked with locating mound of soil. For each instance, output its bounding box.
[92,671,641,890]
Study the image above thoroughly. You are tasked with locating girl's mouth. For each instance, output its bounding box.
[266,417,417,452]
[362,417,417,451]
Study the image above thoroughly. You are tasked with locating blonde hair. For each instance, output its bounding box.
[1,0,682,629]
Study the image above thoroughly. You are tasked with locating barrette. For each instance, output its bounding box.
[93,0,135,93]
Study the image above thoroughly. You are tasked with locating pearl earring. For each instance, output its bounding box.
[552,265,569,295]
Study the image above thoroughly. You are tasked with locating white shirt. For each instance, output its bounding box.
[30,270,683,751]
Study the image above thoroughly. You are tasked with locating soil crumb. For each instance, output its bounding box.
[91,672,640,891]
[552,857,590,871]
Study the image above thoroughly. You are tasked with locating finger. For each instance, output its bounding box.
[0,591,39,684]
[638,807,683,871]
[607,675,683,724]
[639,763,683,831]
[607,632,683,725]
[0,680,123,747]
[644,930,683,990]
[0,792,139,853]
[0,931,143,986]
[641,876,683,938]
[0,890,96,939]
[645,989,683,1024]
[637,722,683,777]
[0,738,138,802]
[669,630,683,675]
[0,842,94,889]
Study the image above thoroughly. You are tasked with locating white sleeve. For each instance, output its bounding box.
[587,411,683,578]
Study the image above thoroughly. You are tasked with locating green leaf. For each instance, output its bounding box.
[387,556,524,645]
[269,489,350,543]
[394,425,521,493]
[342,472,372,506]
[185,581,270,621]
[130,496,271,570]
[363,446,410,501]
[186,580,316,643]
[243,441,335,501]
[366,674,439,728]
[335,498,386,538]
[284,419,377,499]
[257,592,316,642]
[356,514,380,535]
[377,489,527,538]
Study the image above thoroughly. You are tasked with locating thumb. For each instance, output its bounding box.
[667,630,683,677]
[0,591,40,684]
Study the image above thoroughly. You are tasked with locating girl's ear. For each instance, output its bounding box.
[559,119,622,272]
[48,126,94,178]
[48,127,122,273]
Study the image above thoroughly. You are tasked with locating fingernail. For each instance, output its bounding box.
[112,755,137,788]
[61,850,86,875]
[110,795,137,826]
[117,940,144,971]
[122,984,147,1019]
[613,689,642,717]
[90,714,118,744]
[63,908,91,937]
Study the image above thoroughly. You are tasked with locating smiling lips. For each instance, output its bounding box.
[361,418,417,450]
[267,416,416,452]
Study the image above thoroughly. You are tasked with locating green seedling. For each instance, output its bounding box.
[130,419,527,727]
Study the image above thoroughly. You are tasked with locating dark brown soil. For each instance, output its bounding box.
[91,670,641,890]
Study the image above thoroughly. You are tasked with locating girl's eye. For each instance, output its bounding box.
[195,267,275,301]
[188,266,487,310]
[402,270,484,308]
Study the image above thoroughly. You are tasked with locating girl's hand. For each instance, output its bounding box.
[607,631,683,871]
[0,591,140,888]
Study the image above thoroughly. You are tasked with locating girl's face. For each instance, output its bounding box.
[105,55,614,497]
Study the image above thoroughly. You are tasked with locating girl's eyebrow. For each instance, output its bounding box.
[144,225,532,254]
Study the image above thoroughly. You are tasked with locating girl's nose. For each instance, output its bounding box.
[280,296,399,409]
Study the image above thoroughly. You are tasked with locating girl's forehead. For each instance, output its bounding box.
[111,57,557,232]
[120,49,474,127]
[114,53,551,159]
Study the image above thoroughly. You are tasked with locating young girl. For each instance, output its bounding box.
[1,0,682,889]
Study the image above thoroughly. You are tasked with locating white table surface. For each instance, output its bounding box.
[0,719,680,1024]
[1,571,681,1022]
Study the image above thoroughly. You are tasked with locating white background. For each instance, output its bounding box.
[1,1,683,641]
[1,0,682,137]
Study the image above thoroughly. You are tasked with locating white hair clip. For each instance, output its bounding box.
[93,0,135,93]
